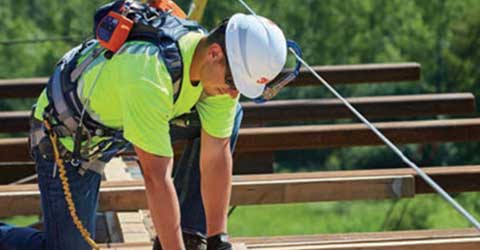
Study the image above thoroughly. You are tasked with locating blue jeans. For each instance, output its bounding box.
[0,103,243,250]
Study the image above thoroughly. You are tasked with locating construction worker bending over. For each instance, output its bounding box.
[0,1,288,250]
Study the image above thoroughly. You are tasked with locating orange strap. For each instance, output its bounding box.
[148,0,187,18]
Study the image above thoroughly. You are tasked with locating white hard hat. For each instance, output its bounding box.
[225,13,287,99]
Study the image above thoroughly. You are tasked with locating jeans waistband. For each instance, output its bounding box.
[29,117,106,175]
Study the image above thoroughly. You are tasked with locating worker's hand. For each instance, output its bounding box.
[152,232,207,250]
[207,233,232,250]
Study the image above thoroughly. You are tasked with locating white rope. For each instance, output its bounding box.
[236,0,480,231]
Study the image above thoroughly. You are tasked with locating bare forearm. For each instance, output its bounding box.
[135,147,184,250]
[200,139,232,236]
[144,177,183,250]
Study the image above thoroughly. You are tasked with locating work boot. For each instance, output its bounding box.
[207,233,232,250]
[152,231,207,250]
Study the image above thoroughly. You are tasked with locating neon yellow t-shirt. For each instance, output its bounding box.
[34,32,239,157]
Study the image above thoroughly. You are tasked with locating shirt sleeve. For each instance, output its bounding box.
[195,94,239,138]
[121,76,174,157]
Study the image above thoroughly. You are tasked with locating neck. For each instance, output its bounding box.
[190,37,208,82]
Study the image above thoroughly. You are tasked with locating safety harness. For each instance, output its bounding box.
[41,0,206,169]
[33,2,207,249]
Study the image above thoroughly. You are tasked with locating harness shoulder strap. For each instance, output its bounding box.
[128,14,206,102]
[45,40,119,137]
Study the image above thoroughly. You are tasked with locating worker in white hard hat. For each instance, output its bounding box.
[149,13,288,250]
[0,5,289,250]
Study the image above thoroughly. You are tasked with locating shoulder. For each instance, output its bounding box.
[116,41,163,62]
[196,94,239,138]
[111,41,173,89]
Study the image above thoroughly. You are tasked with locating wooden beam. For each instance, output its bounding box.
[242,93,476,124]
[104,157,151,243]
[100,228,480,249]
[286,63,421,86]
[100,243,247,250]
[233,151,274,174]
[0,111,30,133]
[0,174,414,217]
[235,118,480,152]
[1,93,474,133]
[0,162,36,184]
[230,175,414,205]
[232,228,480,245]
[0,138,30,162]
[245,238,480,250]
[0,78,45,99]
[1,166,480,216]
[232,166,480,194]
[3,118,480,162]
[0,63,420,98]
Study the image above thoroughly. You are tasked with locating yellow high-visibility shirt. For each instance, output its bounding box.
[35,32,238,157]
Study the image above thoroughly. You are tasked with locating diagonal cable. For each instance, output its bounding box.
[236,0,480,231]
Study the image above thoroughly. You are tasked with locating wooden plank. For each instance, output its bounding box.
[1,93,475,133]
[100,242,249,250]
[245,237,480,250]
[104,157,151,243]
[233,243,248,250]
[0,78,45,98]
[100,243,151,250]
[234,118,480,152]
[0,162,36,184]
[100,238,480,250]
[0,174,414,216]
[99,228,480,249]
[3,118,480,162]
[0,137,30,162]
[1,165,478,217]
[232,228,480,246]
[230,175,414,205]
[0,111,30,133]
[116,212,150,243]
[242,93,476,124]
[271,63,420,86]
[233,151,274,174]
[232,166,480,194]
[0,63,420,98]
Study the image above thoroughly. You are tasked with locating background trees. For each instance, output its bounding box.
[1,0,479,235]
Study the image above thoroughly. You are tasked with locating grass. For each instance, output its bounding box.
[228,193,480,237]
[1,216,38,227]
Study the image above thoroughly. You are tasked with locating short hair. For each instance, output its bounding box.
[206,19,229,52]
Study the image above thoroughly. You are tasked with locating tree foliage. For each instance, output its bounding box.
[1,0,480,231]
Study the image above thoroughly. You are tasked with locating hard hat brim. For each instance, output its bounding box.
[229,59,266,99]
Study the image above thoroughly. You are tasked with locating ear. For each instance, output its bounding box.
[207,43,225,63]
